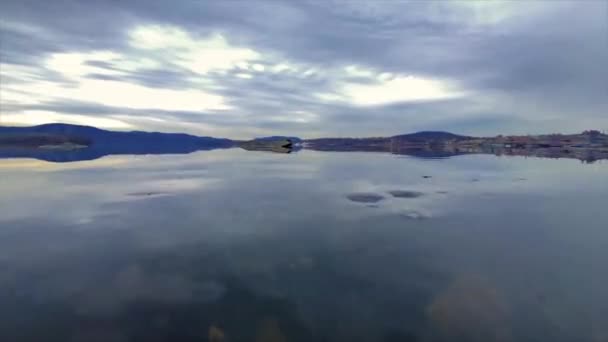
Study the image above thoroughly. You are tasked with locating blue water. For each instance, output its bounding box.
[1,149,607,342]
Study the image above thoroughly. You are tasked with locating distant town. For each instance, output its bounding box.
[305,130,608,163]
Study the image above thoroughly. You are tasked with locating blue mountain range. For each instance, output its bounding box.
[391,131,471,141]
[0,123,234,162]
[254,136,303,143]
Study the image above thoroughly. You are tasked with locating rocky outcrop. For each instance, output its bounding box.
[238,139,293,153]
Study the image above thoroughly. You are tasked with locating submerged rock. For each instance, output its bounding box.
[346,192,385,203]
[426,275,512,342]
[388,190,424,198]
[209,325,225,342]
[256,318,287,342]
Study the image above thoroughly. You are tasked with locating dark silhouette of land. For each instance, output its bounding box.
[0,124,234,162]
[305,130,608,163]
[1,124,607,163]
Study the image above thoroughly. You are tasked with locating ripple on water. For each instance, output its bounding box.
[388,190,425,198]
[346,192,385,203]
[127,191,170,197]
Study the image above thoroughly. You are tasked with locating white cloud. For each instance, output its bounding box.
[75,80,230,111]
[0,87,40,106]
[128,25,260,75]
[317,64,468,107]
[272,63,298,74]
[235,61,250,70]
[1,23,469,135]
[321,75,466,106]
[2,32,239,113]
[377,73,394,81]
[300,68,318,78]
[46,51,125,78]
[235,73,253,79]
[314,92,346,103]
[344,65,375,78]
[117,57,162,72]
[0,24,283,134]
[251,64,266,72]
[3,76,230,112]
[129,25,193,49]
[268,110,319,124]
[0,63,44,82]
[43,51,163,81]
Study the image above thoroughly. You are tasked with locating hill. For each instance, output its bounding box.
[391,131,471,141]
[0,124,234,162]
[254,136,303,143]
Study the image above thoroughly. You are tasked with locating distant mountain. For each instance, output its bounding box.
[0,123,234,162]
[0,132,91,147]
[305,131,471,150]
[0,123,233,147]
[391,131,471,142]
[254,136,303,143]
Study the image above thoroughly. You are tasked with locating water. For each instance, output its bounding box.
[1,149,607,342]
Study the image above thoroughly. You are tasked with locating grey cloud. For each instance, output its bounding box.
[17,99,276,136]
[25,101,226,123]
[1,0,606,137]
[88,68,196,90]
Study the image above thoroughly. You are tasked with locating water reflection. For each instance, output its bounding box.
[388,191,425,199]
[426,275,511,342]
[347,192,386,203]
[0,150,607,341]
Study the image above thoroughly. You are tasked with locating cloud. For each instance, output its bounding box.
[333,75,466,107]
[128,25,260,75]
[2,73,231,112]
[0,0,606,137]
[1,31,238,114]
[45,51,126,78]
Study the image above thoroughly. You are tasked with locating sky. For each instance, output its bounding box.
[0,0,606,139]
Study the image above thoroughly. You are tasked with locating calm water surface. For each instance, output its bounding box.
[1,149,607,342]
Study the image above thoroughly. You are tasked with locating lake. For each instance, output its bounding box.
[1,149,607,342]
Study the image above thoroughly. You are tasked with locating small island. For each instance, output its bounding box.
[237,138,294,153]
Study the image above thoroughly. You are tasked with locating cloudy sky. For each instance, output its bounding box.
[0,1,606,138]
